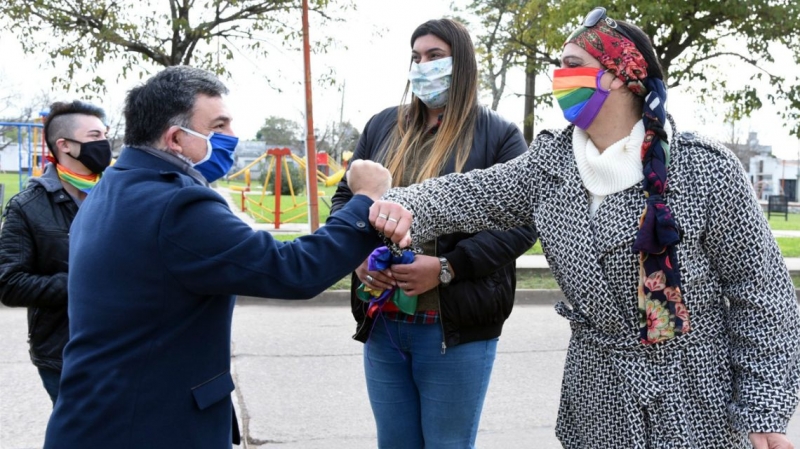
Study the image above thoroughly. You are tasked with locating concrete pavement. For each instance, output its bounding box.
[4,300,800,448]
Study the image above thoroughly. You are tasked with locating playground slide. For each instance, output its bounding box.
[324,169,345,187]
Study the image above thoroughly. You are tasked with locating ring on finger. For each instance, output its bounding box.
[387,217,399,223]
[377,213,388,220]
[366,274,374,283]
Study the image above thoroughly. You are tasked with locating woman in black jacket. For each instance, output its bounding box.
[330,18,536,448]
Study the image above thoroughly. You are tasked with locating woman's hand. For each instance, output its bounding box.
[369,201,412,247]
[390,255,442,296]
[355,258,395,290]
[750,432,794,449]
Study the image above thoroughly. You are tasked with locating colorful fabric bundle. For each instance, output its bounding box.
[356,246,418,316]
[566,18,689,344]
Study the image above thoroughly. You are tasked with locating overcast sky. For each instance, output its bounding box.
[2,0,799,159]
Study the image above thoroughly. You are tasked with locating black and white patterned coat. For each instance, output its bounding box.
[383,121,800,448]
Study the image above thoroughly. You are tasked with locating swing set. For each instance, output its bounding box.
[227,147,347,229]
[0,114,48,191]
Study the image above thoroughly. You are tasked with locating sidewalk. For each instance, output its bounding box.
[3,303,800,448]
[516,254,800,274]
[516,224,800,273]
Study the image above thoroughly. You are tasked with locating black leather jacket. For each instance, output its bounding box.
[331,106,537,348]
[0,164,76,371]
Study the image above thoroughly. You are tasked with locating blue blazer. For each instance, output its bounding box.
[44,147,381,448]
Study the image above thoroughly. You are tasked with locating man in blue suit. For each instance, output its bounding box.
[43,66,410,448]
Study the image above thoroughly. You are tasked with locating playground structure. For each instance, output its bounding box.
[0,115,47,190]
[227,147,351,228]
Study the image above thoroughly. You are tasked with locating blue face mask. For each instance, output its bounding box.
[181,127,239,183]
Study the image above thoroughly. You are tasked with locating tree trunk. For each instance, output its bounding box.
[523,56,536,144]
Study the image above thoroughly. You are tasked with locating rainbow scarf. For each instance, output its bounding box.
[56,164,100,193]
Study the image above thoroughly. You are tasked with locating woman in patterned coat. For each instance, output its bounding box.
[370,7,800,449]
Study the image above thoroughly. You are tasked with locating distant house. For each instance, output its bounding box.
[726,131,771,169]
[739,132,800,202]
[0,141,32,173]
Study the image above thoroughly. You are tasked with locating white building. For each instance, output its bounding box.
[744,132,799,202]
[0,142,32,173]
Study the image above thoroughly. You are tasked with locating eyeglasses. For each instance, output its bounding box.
[581,7,635,43]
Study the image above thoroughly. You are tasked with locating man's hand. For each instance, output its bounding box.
[390,255,441,296]
[750,432,794,449]
[369,200,412,247]
[347,160,392,202]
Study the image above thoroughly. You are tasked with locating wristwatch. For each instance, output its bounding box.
[438,257,453,286]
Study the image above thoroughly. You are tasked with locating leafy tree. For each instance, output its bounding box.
[459,0,564,142]
[0,0,349,94]
[261,160,306,195]
[0,88,51,151]
[458,0,520,111]
[464,0,800,139]
[316,120,359,164]
[256,116,304,147]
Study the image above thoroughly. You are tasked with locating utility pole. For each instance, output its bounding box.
[302,0,320,231]
[336,81,346,163]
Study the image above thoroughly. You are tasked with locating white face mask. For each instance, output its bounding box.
[408,56,453,109]
[180,127,213,166]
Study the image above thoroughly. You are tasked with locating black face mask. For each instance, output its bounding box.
[64,139,112,174]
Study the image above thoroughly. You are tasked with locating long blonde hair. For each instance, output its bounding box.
[384,19,479,186]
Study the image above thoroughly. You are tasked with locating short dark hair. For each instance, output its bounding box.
[44,100,107,160]
[123,66,229,147]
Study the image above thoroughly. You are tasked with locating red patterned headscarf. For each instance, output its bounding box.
[566,20,688,345]
[565,20,649,96]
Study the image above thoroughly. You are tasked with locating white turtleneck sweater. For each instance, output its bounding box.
[572,120,673,216]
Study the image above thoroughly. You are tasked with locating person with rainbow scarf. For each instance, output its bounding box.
[372,7,799,449]
[0,100,111,406]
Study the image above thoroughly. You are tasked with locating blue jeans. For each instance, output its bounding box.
[363,318,498,449]
[37,367,61,406]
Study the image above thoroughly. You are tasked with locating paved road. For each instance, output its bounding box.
[2,301,800,448]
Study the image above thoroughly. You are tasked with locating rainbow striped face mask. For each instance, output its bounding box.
[552,67,610,130]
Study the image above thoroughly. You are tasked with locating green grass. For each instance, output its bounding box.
[0,172,28,203]
[777,237,800,257]
[526,241,543,255]
[324,271,800,291]
[767,212,800,231]
[515,271,561,289]
[225,182,337,224]
[323,271,560,291]
[269,233,800,290]
[273,232,543,255]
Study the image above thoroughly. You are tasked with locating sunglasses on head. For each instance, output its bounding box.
[582,7,635,43]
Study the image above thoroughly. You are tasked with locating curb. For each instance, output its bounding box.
[3,290,798,309]
[236,288,800,307]
[237,289,561,306]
